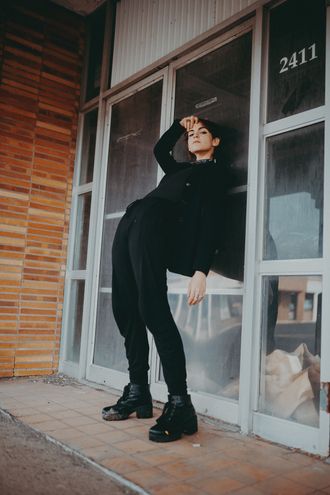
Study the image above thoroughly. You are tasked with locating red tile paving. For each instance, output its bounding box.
[1,376,330,495]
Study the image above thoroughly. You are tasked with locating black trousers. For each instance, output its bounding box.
[111,197,188,395]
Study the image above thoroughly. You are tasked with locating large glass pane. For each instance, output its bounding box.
[259,276,321,427]
[158,287,243,399]
[161,33,252,396]
[93,81,163,371]
[105,81,163,214]
[99,217,121,288]
[85,5,106,101]
[174,32,252,187]
[65,280,85,363]
[79,109,98,185]
[73,192,92,270]
[93,292,126,371]
[264,123,324,260]
[267,0,325,122]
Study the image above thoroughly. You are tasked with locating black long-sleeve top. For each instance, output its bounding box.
[140,120,228,277]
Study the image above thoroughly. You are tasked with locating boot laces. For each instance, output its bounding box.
[157,401,177,427]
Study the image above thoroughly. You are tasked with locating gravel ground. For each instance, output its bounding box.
[0,409,144,495]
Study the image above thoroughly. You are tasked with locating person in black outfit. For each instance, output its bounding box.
[102,115,228,442]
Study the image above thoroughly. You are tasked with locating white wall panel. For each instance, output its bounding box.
[111,0,257,86]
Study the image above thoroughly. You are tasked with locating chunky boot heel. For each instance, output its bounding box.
[183,416,198,435]
[136,403,153,418]
[149,394,198,442]
[102,383,153,421]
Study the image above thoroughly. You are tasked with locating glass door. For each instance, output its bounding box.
[151,28,253,423]
[87,76,164,388]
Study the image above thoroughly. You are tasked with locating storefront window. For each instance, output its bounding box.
[267,0,326,122]
[160,292,243,399]
[264,123,324,260]
[65,280,85,363]
[73,192,92,270]
[93,80,163,370]
[104,81,163,214]
[259,276,321,428]
[174,32,252,187]
[79,109,98,185]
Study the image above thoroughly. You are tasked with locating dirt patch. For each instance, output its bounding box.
[0,410,143,495]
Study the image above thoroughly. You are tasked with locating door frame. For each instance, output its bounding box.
[250,1,330,456]
[85,68,169,390]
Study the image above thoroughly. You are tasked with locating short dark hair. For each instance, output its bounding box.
[184,117,222,161]
[184,118,222,141]
[197,118,222,140]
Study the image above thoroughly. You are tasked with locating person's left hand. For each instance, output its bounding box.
[187,271,206,305]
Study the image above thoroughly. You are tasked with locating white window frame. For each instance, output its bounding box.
[250,1,330,456]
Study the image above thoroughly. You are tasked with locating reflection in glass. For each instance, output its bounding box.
[93,81,163,370]
[73,192,91,270]
[264,123,324,260]
[105,81,163,214]
[80,109,98,185]
[259,276,321,427]
[159,291,243,399]
[93,292,127,371]
[85,5,106,101]
[267,0,325,122]
[174,32,252,187]
[99,217,121,287]
[66,280,85,363]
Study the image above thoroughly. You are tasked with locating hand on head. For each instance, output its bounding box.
[179,115,199,132]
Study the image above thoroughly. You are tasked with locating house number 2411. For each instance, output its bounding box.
[279,43,318,74]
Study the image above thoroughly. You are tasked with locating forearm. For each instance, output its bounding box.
[153,120,185,174]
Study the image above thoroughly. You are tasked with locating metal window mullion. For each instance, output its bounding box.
[68,270,87,280]
[78,99,109,379]
[320,3,330,383]
[84,100,113,378]
[263,106,326,137]
[259,259,324,275]
[318,5,330,456]
[238,8,264,434]
[59,112,86,370]
[74,183,93,195]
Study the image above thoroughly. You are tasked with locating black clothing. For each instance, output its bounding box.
[149,394,198,442]
[142,119,228,277]
[111,120,228,393]
[112,197,188,395]
[102,383,153,421]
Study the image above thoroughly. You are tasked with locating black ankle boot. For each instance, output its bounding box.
[149,394,198,442]
[102,383,153,421]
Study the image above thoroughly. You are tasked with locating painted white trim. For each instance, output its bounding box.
[253,412,322,456]
[259,259,324,275]
[59,112,86,368]
[85,100,113,382]
[74,183,93,195]
[263,106,325,137]
[321,5,330,383]
[238,8,263,434]
[250,1,330,457]
[85,71,168,385]
[317,2,330,457]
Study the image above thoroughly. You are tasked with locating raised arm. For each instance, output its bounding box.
[153,120,186,174]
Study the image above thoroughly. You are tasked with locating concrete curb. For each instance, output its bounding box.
[0,408,150,495]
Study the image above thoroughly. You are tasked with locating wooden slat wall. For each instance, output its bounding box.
[0,0,85,377]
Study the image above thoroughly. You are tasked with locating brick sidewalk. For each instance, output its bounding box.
[1,376,330,495]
